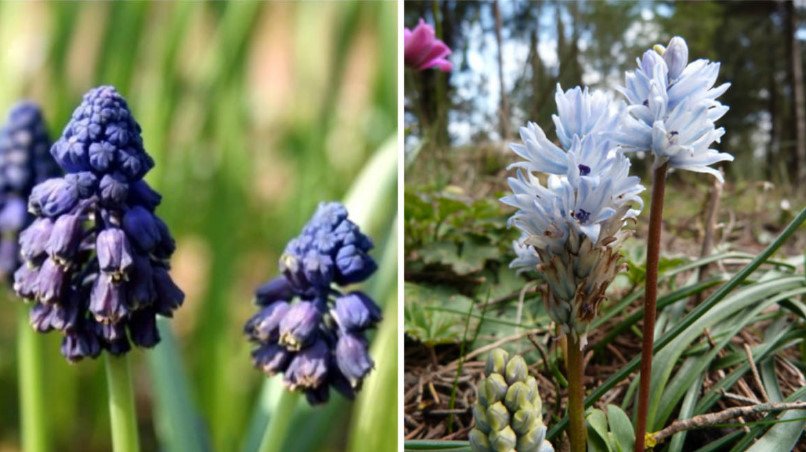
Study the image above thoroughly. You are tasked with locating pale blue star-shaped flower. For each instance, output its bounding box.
[617,36,733,181]
[503,85,643,271]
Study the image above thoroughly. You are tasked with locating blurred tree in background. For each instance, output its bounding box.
[0,2,397,451]
[405,0,806,192]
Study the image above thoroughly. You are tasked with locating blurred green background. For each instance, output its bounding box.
[0,2,397,451]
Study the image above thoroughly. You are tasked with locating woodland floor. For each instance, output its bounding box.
[404,152,806,449]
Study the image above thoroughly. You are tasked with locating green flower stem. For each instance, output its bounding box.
[258,389,300,452]
[635,162,668,452]
[17,305,49,452]
[105,354,140,452]
[567,334,586,452]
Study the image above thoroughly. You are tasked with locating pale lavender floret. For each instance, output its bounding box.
[245,301,290,342]
[278,301,321,351]
[335,333,373,387]
[252,343,291,375]
[96,228,134,276]
[35,258,66,303]
[13,264,38,299]
[45,213,83,262]
[284,339,330,390]
[28,178,78,217]
[89,276,129,323]
[61,327,101,363]
[331,292,382,332]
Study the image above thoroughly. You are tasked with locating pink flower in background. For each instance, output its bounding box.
[404,19,452,72]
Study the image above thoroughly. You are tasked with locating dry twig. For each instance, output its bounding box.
[649,401,806,446]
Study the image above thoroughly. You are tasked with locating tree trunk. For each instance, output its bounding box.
[787,0,806,190]
[493,0,510,140]
[768,16,779,182]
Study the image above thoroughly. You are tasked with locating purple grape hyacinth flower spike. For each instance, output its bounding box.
[244,202,382,406]
[13,86,184,363]
[0,102,61,278]
[404,18,453,72]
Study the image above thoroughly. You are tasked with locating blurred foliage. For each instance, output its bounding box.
[0,2,397,452]
[405,0,806,191]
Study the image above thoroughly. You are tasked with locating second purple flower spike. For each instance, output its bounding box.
[244,202,382,405]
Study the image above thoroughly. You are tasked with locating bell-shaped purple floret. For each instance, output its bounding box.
[122,206,161,252]
[334,244,377,285]
[152,266,184,316]
[255,276,294,306]
[335,333,374,387]
[96,227,134,276]
[45,212,84,263]
[35,258,66,303]
[61,326,102,363]
[19,217,53,262]
[245,301,290,343]
[127,255,155,309]
[278,301,321,351]
[331,291,382,332]
[128,180,162,211]
[128,309,160,348]
[252,344,292,375]
[284,339,330,390]
[90,276,128,323]
[13,264,38,299]
[29,178,78,217]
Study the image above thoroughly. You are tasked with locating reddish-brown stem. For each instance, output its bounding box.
[635,162,668,452]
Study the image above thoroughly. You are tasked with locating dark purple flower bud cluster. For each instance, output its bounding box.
[13,86,184,363]
[0,102,61,277]
[244,202,382,405]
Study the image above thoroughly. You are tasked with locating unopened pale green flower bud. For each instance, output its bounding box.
[486,348,509,375]
[473,404,491,434]
[504,381,531,413]
[511,408,538,435]
[505,355,528,385]
[487,402,511,431]
[470,348,554,452]
[469,430,491,451]
[480,373,508,406]
[489,426,517,451]
[518,425,555,452]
